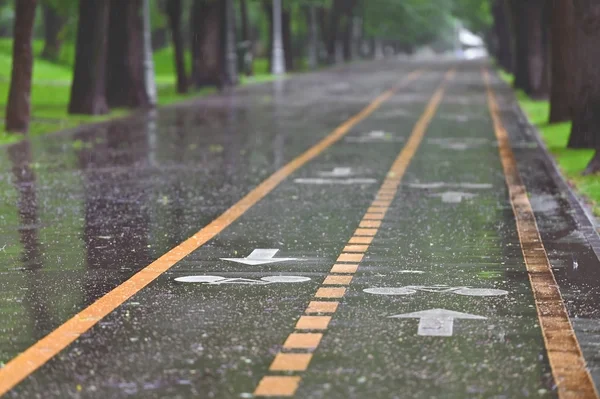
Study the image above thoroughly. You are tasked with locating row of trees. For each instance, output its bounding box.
[489,0,600,174]
[4,0,491,135]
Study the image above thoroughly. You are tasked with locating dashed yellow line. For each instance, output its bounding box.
[253,69,455,397]
[0,69,426,398]
[483,69,599,399]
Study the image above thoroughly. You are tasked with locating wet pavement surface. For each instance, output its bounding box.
[0,60,599,398]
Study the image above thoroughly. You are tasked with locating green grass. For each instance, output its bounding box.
[0,39,276,145]
[498,71,600,214]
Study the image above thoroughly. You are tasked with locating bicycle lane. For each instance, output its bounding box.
[2,69,448,398]
[295,64,597,399]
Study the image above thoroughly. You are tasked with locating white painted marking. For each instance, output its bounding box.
[293,178,377,185]
[221,249,298,266]
[260,276,311,283]
[408,182,492,190]
[364,285,508,297]
[389,308,486,337]
[453,288,508,297]
[174,275,311,285]
[174,275,224,283]
[430,191,477,203]
[364,287,416,295]
[345,130,404,143]
[317,167,353,177]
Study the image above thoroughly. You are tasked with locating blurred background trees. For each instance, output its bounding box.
[1,0,492,134]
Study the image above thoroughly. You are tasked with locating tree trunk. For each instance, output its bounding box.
[167,0,187,93]
[106,0,150,108]
[263,1,274,73]
[492,0,512,72]
[306,6,318,69]
[271,0,285,74]
[509,0,546,98]
[549,0,575,123]
[568,0,600,173]
[69,0,110,115]
[190,0,225,88]
[326,0,343,63]
[5,0,37,133]
[342,16,352,62]
[239,0,253,76]
[224,0,238,85]
[142,0,157,105]
[525,0,548,98]
[282,7,293,71]
[40,2,64,61]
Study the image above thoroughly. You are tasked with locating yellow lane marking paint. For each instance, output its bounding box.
[363,213,385,220]
[366,207,387,214]
[372,200,392,207]
[359,220,381,228]
[305,301,338,314]
[315,287,346,298]
[270,354,313,371]
[283,333,323,349]
[336,253,364,263]
[330,264,359,273]
[0,70,425,398]
[295,316,332,330]
[254,69,455,397]
[483,68,599,399]
[348,236,373,244]
[354,228,378,236]
[323,275,353,285]
[342,244,369,253]
[254,376,302,396]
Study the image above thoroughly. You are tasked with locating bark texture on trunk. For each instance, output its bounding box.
[239,0,253,76]
[568,0,600,161]
[5,0,37,133]
[282,8,293,71]
[190,0,225,88]
[509,0,547,97]
[549,0,575,123]
[41,3,64,61]
[326,0,343,63]
[106,0,149,108]
[492,0,512,72]
[525,0,548,98]
[69,0,110,115]
[224,0,238,86]
[167,0,188,93]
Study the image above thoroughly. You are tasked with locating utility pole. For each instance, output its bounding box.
[271,0,285,75]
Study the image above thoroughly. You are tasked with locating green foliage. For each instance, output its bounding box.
[499,71,600,215]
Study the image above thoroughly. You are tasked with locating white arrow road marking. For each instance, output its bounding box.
[293,178,377,185]
[317,167,353,177]
[345,130,405,143]
[389,308,486,337]
[408,182,492,189]
[430,191,478,203]
[364,285,508,296]
[220,249,299,266]
[174,275,311,285]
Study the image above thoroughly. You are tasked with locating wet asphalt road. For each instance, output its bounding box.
[0,59,599,398]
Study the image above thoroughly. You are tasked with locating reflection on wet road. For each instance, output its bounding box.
[0,60,599,398]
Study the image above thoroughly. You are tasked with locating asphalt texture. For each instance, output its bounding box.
[0,59,599,399]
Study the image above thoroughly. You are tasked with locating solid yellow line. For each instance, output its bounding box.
[254,69,456,397]
[483,68,599,399]
[0,70,424,397]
